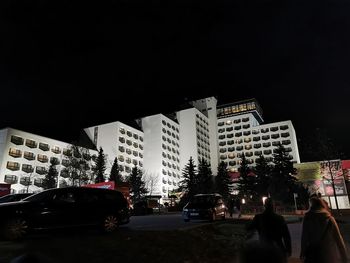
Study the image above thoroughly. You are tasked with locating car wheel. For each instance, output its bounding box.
[103,215,119,232]
[3,218,28,240]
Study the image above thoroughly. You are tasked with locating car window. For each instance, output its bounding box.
[79,192,99,204]
[53,192,76,204]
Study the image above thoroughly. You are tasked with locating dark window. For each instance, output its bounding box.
[119,146,125,152]
[272,141,280,146]
[263,142,271,147]
[243,124,250,129]
[271,134,280,139]
[218,122,224,126]
[119,137,125,143]
[60,168,69,178]
[228,147,235,152]
[242,117,249,122]
[133,142,138,148]
[126,140,132,146]
[270,127,278,132]
[63,148,72,157]
[219,148,227,153]
[263,150,272,155]
[39,143,50,151]
[254,151,262,156]
[282,140,291,145]
[4,175,17,184]
[50,157,60,165]
[219,141,226,146]
[234,126,241,131]
[262,135,270,140]
[126,131,132,137]
[25,139,37,148]
[36,166,47,175]
[24,151,35,160]
[227,133,234,138]
[252,130,259,135]
[218,135,225,140]
[22,164,34,173]
[218,128,225,133]
[254,144,261,149]
[245,152,253,157]
[281,132,290,138]
[119,128,125,134]
[235,132,242,137]
[34,178,44,187]
[61,159,70,167]
[11,135,24,145]
[229,161,236,166]
[243,131,251,136]
[280,125,289,130]
[133,134,139,140]
[220,155,227,160]
[20,177,31,186]
[253,136,261,141]
[261,128,269,133]
[236,146,243,151]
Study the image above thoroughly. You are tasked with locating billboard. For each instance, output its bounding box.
[295,160,348,196]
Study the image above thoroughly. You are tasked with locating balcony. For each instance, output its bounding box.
[39,143,50,151]
[24,151,35,161]
[7,161,20,171]
[11,135,24,145]
[22,164,34,173]
[4,175,18,184]
[9,148,22,158]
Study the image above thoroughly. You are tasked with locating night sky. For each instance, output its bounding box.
[1,0,350,161]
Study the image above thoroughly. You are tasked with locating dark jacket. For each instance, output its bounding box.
[301,209,347,263]
[248,210,292,257]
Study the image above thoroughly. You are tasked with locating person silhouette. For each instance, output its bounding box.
[300,197,347,263]
[247,198,291,263]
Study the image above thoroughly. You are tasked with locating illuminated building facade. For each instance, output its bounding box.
[84,121,144,177]
[0,128,96,194]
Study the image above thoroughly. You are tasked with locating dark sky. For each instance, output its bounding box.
[1,0,350,161]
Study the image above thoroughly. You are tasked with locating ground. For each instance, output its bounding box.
[2,215,350,263]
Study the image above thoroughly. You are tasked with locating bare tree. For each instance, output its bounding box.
[144,172,160,196]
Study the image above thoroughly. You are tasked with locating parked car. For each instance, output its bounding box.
[0,187,130,240]
[0,193,33,203]
[182,193,227,222]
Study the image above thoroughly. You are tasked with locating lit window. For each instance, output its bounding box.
[7,161,20,171]
[51,146,61,154]
[9,148,22,158]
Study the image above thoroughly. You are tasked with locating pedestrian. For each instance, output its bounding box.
[300,197,347,263]
[247,198,291,263]
[228,197,234,218]
[235,198,241,218]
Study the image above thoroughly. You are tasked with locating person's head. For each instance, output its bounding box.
[309,197,328,211]
[264,198,274,212]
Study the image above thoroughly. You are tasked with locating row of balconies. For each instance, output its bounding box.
[220,149,294,160]
[162,169,180,178]
[162,160,180,171]
[219,139,291,147]
[117,156,143,167]
[162,177,178,186]
[118,137,144,150]
[162,127,180,141]
[119,128,144,142]
[162,144,180,157]
[161,120,180,133]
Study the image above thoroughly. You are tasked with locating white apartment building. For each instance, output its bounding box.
[190,97,220,175]
[176,108,211,170]
[216,99,300,172]
[0,128,96,194]
[0,97,301,199]
[140,114,181,198]
[84,121,144,177]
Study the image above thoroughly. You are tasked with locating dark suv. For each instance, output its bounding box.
[182,193,227,222]
[0,187,130,240]
[0,193,33,203]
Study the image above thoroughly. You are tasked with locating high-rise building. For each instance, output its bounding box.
[140,114,181,198]
[84,121,144,177]
[215,99,300,173]
[0,96,301,199]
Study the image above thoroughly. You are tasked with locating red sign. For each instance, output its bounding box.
[0,183,11,197]
[84,181,115,190]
